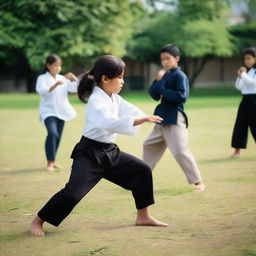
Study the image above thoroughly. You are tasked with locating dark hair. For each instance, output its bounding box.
[44,54,62,72]
[78,55,126,103]
[243,47,256,58]
[243,47,256,69]
[160,44,180,57]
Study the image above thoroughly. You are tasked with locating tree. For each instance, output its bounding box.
[228,0,256,52]
[128,0,236,87]
[229,21,256,53]
[0,0,143,91]
[127,11,180,62]
[239,0,256,22]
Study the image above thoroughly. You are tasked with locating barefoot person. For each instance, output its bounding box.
[31,55,168,235]
[231,47,256,158]
[36,54,78,171]
[143,44,205,192]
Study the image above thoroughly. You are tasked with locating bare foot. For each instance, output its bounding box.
[46,165,54,171]
[30,216,45,236]
[194,182,206,192]
[231,149,240,158]
[53,163,64,169]
[46,161,54,171]
[136,216,168,227]
[230,152,240,158]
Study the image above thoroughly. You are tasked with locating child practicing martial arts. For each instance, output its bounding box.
[143,44,205,192]
[36,54,78,171]
[30,55,168,236]
[231,46,256,158]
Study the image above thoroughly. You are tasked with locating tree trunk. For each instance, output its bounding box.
[182,56,210,88]
[26,66,38,93]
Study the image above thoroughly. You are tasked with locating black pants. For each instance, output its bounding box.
[38,136,154,226]
[231,94,256,148]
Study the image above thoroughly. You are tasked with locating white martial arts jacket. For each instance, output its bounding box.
[36,72,78,122]
[83,86,146,143]
[235,67,256,94]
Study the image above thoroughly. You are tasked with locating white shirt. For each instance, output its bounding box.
[83,86,146,143]
[235,67,256,94]
[36,72,78,122]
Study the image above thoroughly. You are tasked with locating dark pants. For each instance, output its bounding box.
[44,116,65,161]
[231,94,256,148]
[38,137,154,226]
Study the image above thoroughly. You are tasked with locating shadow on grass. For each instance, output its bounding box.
[219,177,256,184]
[0,168,47,175]
[154,188,191,196]
[198,156,256,164]
[94,223,133,231]
[0,230,65,243]
[0,231,35,243]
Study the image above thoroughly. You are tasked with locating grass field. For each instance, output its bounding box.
[0,87,255,256]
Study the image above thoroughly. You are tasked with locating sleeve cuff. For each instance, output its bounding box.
[241,72,247,79]
[125,117,141,136]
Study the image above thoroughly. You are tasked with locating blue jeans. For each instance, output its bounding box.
[44,116,65,161]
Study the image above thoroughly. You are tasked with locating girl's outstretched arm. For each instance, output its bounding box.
[133,115,163,126]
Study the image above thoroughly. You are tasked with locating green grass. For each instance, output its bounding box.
[0,85,240,109]
[0,88,255,256]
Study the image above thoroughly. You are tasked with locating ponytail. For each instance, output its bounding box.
[78,55,126,103]
[78,69,95,103]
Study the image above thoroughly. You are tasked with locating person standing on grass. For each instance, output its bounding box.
[231,47,256,158]
[30,55,168,236]
[143,44,205,192]
[36,54,78,171]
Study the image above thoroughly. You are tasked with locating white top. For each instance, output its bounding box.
[36,72,78,122]
[83,86,146,143]
[235,67,256,94]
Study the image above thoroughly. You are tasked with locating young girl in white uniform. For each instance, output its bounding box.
[30,55,168,235]
[36,54,78,171]
[231,47,256,157]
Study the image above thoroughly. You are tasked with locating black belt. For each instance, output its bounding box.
[70,136,120,168]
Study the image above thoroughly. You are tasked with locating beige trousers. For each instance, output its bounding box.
[143,112,202,184]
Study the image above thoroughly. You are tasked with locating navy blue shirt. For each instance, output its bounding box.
[149,66,189,127]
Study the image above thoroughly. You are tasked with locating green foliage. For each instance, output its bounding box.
[178,0,228,21]
[127,11,180,62]
[248,0,256,19]
[0,0,143,70]
[178,0,234,57]
[127,0,238,86]
[179,19,235,57]
[243,0,256,22]
[128,0,235,61]
[229,22,256,52]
